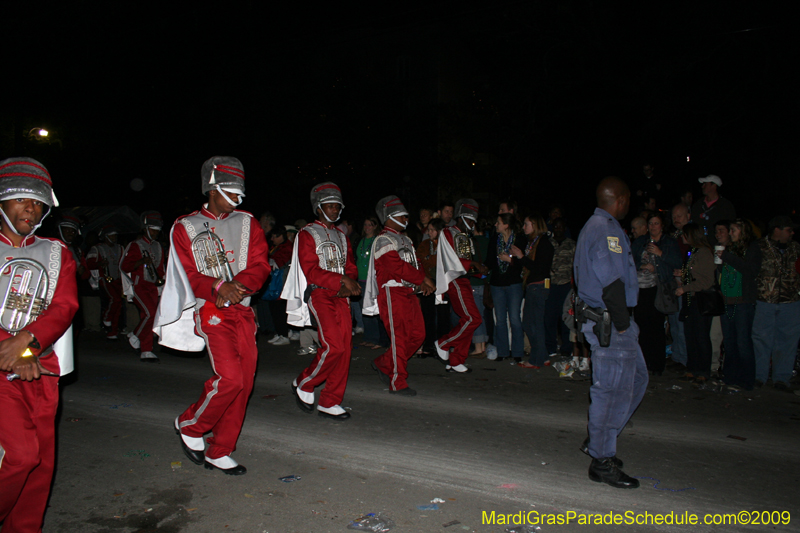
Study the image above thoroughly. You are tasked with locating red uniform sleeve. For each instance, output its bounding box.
[298,230,344,290]
[443,228,472,271]
[19,246,79,353]
[121,241,143,277]
[232,216,271,293]
[156,243,166,278]
[85,246,101,269]
[376,251,425,287]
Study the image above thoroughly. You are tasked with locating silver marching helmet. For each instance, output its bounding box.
[454,198,479,226]
[202,156,245,207]
[310,182,344,221]
[0,157,59,237]
[375,195,408,228]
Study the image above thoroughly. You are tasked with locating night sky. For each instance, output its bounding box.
[4,2,797,233]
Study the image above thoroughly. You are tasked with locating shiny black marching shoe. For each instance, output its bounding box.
[292,382,314,414]
[204,455,247,475]
[579,437,623,468]
[588,458,639,489]
[174,417,204,466]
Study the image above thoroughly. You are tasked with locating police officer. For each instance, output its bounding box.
[573,176,648,489]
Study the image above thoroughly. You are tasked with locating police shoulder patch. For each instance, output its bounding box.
[607,236,622,253]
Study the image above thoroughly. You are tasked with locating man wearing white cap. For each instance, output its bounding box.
[363,196,436,395]
[159,156,270,475]
[121,210,165,361]
[690,175,736,247]
[0,157,78,531]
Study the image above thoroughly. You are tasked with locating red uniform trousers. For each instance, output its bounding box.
[131,282,158,352]
[178,303,258,460]
[374,286,425,391]
[438,277,482,366]
[296,289,352,408]
[0,375,59,533]
[101,278,123,336]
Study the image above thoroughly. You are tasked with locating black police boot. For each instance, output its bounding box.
[580,437,623,468]
[588,458,639,489]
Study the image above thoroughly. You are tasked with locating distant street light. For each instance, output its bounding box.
[27,127,50,140]
[25,127,61,148]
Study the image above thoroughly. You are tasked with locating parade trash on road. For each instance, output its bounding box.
[505,525,540,532]
[279,475,301,482]
[417,504,439,510]
[346,513,395,531]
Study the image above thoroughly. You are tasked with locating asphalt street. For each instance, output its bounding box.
[32,329,800,533]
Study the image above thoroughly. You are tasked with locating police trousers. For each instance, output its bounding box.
[582,320,648,460]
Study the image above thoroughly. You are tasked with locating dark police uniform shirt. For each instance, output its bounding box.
[574,207,638,310]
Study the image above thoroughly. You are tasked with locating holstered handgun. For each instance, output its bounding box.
[574,296,612,348]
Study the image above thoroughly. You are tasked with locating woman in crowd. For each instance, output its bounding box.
[675,223,716,384]
[417,218,450,356]
[484,213,524,361]
[469,218,491,357]
[353,216,382,349]
[631,212,682,375]
[266,224,293,345]
[544,218,576,358]
[716,219,762,391]
[511,213,554,369]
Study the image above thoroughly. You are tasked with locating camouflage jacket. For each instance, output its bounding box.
[756,238,800,304]
[549,237,576,286]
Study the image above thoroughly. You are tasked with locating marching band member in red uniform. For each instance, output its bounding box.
[434,198,488,373]
[86,225,124,340]
[121,211,165,362]
[155,156,269,475]
[363,196,435,395]
[0,157,78,533]
[283,182,361,420]
[56,213,89,283]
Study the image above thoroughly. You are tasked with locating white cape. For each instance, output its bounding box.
[361,240,380,316]
[152,225,205,352]
[281,236,311,327]
[435,232,467,295]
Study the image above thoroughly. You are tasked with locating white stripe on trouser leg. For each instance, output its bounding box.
[441,282,473,347]
[132,289,151,337]
[180,314,221,430]
[102,282,115,323]
[385,287,398,389]
[299,298,329,391]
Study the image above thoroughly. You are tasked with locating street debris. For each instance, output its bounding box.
[170,461,182,470]
[417,504,439,511]
[431,498,445,503]
[347,512,395,531]
[505,525,541,532]
[442,520,461,527]
[279,474,301,482]
[123,450,150,460]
